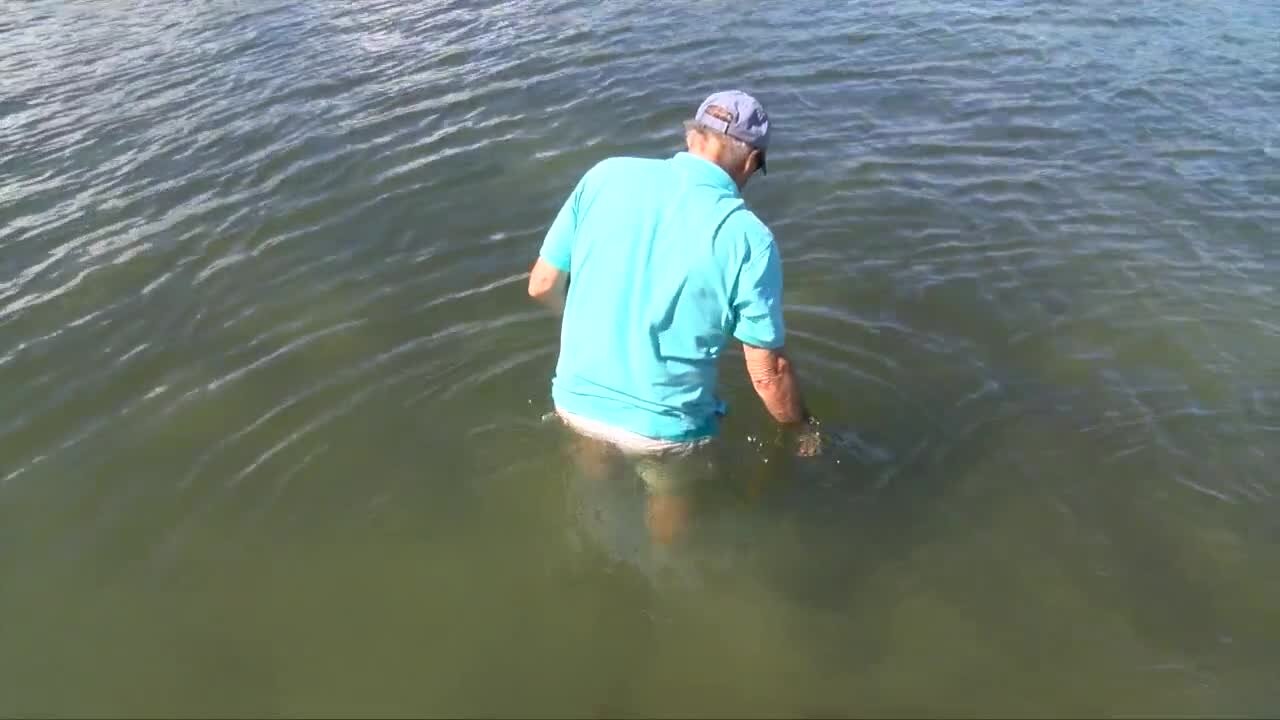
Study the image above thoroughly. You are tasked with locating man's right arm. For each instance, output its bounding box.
[729,226,819,452]
[729,228,806,423]
[743,343,809,425]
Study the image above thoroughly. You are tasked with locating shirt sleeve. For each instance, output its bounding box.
[731,235,786,349]
[538,173,587,272]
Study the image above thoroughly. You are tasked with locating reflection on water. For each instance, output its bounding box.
[3,0,1280,715]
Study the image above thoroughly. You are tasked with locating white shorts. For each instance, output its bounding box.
[554,409,715,495]
[555,409,709,456]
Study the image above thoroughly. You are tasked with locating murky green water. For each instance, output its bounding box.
[3,0,1279,716]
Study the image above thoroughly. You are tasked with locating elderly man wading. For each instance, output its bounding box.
[528,90,819,545]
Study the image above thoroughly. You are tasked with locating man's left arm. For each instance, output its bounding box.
[528,172,584,314]
[528,257,568,314]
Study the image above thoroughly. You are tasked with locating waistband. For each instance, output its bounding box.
[555,409,710,456]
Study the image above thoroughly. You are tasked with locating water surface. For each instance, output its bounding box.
[3,0,1279,716]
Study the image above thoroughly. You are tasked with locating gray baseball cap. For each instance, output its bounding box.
[692,90,771,174]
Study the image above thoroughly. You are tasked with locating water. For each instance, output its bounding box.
[3,0,1279,715]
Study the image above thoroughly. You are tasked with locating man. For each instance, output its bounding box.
[528,90,818,545]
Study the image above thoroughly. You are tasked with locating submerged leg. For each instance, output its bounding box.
[645,492,692,545]
[568,429,619,481]
[634,449,713,545]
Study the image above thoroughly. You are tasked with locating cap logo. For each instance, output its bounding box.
[745,107,767,130]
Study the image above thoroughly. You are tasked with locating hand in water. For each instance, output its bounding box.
[768,417,824,457]
[794,418,824,457]
[793,422,824,456]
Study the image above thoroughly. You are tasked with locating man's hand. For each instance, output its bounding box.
[794,420,823,457]
[527,257,568,314]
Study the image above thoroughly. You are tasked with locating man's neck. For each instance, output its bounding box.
[688,147,720,166]
[686,149,743,190]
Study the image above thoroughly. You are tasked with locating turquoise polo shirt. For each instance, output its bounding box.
[538,151,786,441]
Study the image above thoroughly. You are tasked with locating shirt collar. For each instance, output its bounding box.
[672,151,739,194]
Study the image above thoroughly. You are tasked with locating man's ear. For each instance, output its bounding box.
[685,128,703,153]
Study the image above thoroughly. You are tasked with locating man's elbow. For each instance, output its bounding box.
[746,348,791,388]
[527,260,565,300]
[528,275,565,314]
[527,274,552,300]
